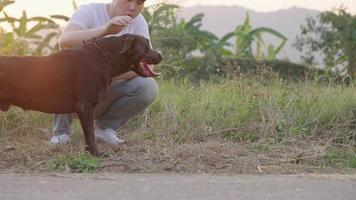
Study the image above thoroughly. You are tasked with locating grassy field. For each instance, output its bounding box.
[0,76,355,174]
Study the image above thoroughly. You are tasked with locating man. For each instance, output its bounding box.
[50,0,158,145]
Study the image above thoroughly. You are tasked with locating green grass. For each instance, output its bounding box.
[47,153,100,173]
[323,147,356,168]
[1,76,355,170]
[140,77,356,144]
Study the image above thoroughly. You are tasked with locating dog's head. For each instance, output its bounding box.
[97,34,162,77]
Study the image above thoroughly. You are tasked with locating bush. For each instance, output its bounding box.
[161,56,326,81]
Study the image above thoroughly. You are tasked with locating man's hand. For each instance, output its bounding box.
[113,71,138,81]
[113,64,159,81]
[103,15,133,35]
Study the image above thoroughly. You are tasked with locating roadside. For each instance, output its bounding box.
[0,173,355,200]
[2,139,355,174]
[1,136,356,174]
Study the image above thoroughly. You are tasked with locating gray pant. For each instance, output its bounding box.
[52,77,158,136]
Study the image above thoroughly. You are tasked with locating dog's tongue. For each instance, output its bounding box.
[138,61,160,77]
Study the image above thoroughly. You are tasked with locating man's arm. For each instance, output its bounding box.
[59,24,107,48]
[59,16,138,80]
[113,71,138,81]
[59,15,133,48]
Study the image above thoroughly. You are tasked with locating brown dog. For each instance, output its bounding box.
[0,34,162,155]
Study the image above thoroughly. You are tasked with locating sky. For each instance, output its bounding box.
[181,0,356,12]
[2,0,356,18]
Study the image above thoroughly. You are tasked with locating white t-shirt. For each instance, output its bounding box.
[68,3,150,40]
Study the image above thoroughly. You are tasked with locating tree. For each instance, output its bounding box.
[294,8,356,77]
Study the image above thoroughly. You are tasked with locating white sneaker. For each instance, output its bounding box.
[50,134,70,145]
[95,127,124,145]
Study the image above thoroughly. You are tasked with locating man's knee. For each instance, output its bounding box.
[134,77,159,106]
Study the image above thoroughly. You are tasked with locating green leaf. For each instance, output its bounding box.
[29,16,56,24]
[50,15,70,22]
[72,0,78,10]
[0,0,15,12]
[18,10,28,36]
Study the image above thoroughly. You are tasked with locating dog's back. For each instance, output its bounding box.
[0,54,83,113]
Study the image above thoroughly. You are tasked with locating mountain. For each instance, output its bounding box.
[178,6,320,62]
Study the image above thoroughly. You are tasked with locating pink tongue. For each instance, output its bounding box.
[139,61,160,77]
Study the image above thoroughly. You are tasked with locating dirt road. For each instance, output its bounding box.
[0,173,355,200]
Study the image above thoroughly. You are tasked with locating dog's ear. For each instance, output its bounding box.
[118,36,135,54]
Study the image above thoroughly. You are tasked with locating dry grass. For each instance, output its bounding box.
[1,77,356,174]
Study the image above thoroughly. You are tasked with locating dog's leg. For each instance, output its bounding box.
[0,103,10,111]
[0,91,11,111]
[75,101,99,156]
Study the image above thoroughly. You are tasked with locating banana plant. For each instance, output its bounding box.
[231,12,287,61]
[50,0,77,22]
[183,13,218,50]
[0,0,14,53]
[0,9,59,55]
[0,0,78,55]
[143,3,179,35]
[141,3,184,77]
[246,27,287,61]
[0,0,14,12]
[47,0,78,52]
[267,40,287,61]
[202,32,235,58]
